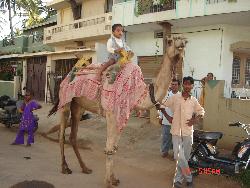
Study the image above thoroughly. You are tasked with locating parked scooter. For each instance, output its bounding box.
[189,122,250,175]
[0,94,39,131]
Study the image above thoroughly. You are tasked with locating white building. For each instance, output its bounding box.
[112,0,250,98]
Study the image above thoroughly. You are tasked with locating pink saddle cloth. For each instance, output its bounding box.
[58,63,148,131]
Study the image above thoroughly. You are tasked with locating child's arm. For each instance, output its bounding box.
[32,101,42,111]
[107,38,123,54]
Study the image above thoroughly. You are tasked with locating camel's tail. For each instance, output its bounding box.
[48,99,59,117]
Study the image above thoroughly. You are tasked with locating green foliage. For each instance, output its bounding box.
[137,0,152,15]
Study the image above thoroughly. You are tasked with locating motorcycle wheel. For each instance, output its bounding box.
[4,122,12,128]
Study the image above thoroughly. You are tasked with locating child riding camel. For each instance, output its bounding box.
[96,23,134,81]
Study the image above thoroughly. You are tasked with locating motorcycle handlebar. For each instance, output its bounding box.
[229,122,242,127]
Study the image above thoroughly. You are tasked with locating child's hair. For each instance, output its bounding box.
[25,90,33,96]
[112,24,123,32]
[183,76,194,84]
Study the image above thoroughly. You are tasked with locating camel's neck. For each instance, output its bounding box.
[154,54,173,102]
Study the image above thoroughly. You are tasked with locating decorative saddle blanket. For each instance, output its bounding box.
[58,62,148,131]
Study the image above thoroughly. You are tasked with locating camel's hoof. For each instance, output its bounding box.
[40,132,47,137]
[105,183,114,188]
[62,167,72,174]
[82,167,92,174]
[112,178,120,186]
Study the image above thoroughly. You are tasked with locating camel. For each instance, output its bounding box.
[49,36,187,188]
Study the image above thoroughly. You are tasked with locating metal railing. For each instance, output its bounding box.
[44,13,112,41]
[136,0,176,15]
[206,0,226,4]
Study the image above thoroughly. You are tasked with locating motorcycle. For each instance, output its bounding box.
[189,122,250,176]
[0,94,39,131]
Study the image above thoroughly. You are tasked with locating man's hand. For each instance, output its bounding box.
[160,108,173,124]
[186,117,196,127]
[186,115,202,127]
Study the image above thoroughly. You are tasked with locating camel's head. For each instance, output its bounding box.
[165,36,187,63]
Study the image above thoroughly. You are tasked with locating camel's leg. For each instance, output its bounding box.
[59,105,72,174]
[105,111,121,188]
[70,101,92,174]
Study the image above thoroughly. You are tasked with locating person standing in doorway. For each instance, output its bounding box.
[159,79,180,159]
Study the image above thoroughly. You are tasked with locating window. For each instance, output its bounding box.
[245,59,250,86]
[232,53,250,88]
[232,57,240,85]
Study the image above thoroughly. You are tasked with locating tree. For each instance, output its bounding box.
[0,0,56,39]
[0,0,15,41]
[16,0,46,27]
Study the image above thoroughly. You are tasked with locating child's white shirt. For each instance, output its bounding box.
[107,35,131,54]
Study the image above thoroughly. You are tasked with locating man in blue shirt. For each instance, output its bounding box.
[159,79,180,158]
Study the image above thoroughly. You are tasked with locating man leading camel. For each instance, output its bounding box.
[160,76,205,188]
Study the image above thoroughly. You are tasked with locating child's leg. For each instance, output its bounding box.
[13,130,25,144]
[27,128,34,145]
[96,59,115,81]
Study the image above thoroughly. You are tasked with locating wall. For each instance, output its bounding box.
[221,24,250,97]
[0,36,28,54]
[203,80,250,149]
[112,0,250,26]
[0,81,14,97]
[127,32,163,57]
[83,0,105,18]
[57,7,74,25]
[173,25,223,80]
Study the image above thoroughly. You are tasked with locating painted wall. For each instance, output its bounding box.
[57,8,73,25]
[0,81,14,97]
[221,25,250,97]
[83,0,105,18]
[127,32,163,57]
[57,0,105,25]
[113,0,250,26]
[173,25,223,81]
[127,24,250,98]
[203,80,250,149]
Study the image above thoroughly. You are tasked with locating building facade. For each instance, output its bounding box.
[43,0,113,102]
[112,0,250,98]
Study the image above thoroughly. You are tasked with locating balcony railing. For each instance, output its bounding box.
[44,13,112,43]
[206,0,226,4]
[136,0,176,15]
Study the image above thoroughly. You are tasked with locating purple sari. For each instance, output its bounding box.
[13,100,39,145]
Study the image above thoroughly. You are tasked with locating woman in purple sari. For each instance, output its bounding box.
[11,91,41,146]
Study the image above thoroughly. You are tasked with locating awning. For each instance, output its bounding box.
[0,48,95,60]
[230,41,250,53]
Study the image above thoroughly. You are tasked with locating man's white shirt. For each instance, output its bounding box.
[159,90,180,125]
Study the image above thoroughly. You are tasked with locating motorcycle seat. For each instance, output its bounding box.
[198,131,223,140]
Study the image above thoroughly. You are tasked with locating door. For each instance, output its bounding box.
[26,56,46,101]
[138,55,183,83]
